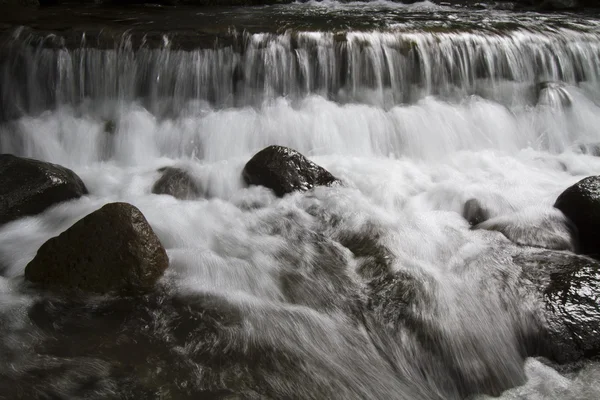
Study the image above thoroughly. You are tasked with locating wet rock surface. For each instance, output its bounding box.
[515,249,600,364]
[24,202,169,294]
[325,220,528,397]
[554,176,600,256]
[0,287,434,400]
[0,154,88,225]
[152,167,202,200]
[6,207,600,399]
[242,145,340,197]
[463,198,490,226]
[474,208,577,251]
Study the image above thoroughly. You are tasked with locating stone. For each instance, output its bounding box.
[25,202,169,294]
[463,198,490,226]
[0,154,88,225]
[152,167,202,200]
[103,119,116,135]
[242,145,340,197]
[554,176,600,256]
[474,208,577,251]
[514,249,600,363]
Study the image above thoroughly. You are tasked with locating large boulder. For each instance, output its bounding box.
[0,154,88,225]
[152,167,202,200]
[514,249,600,363]
[554,176,600,256]
[242,145,340,197]
[25,202,169,295]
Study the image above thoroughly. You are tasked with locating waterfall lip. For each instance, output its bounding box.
[2,21,600,121]
[1,3,600,121]
[2,20,600,52]
[2,4,600,400]
[1,2,600,51]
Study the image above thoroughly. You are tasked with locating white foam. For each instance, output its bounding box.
[2,19,600,399]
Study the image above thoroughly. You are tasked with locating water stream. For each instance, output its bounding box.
[1,1,600,399]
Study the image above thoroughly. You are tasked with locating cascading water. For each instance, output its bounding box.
[1,1,600,399]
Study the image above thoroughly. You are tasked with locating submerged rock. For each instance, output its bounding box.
[242,145,340,197]
[474,208,577,251]
[152,167,202,200]
[461,195,516,227]
[514,249,600,363]
[103,119,116,135]
[25,202,169,295]
[554,176,600,256]
[463,198,490,226]
[0,154,88,225]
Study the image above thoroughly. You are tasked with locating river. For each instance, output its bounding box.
[0,1,599,399]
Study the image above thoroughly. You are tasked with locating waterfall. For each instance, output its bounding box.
[2,26,600,164]
[1,3,600,399]
[3,27,600,117]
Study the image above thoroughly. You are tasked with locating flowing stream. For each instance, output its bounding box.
[1,1,600,399]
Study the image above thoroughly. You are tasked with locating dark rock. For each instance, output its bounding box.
[335,227,393,280]
[463,198,490,226]
[242,145,340,197]
[103,119,116,135]
[554,176,600,256]
[0,154,88,225]
[152,167,202,200]
[24,202,169,294]
[461,196,517,227]
[10,287,428,400]
[514,249,600,363]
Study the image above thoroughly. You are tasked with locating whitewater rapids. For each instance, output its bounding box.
[1,1,600,399]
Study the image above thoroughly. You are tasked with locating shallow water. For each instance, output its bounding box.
[1,1,600,399]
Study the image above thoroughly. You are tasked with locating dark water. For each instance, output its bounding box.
[2,1,600,44]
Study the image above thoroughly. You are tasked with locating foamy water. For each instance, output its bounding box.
[1,2,600,399]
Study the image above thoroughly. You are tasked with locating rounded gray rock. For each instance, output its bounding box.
[0,154,88,225]
[25,202,169,295]
[242,145,340,197]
